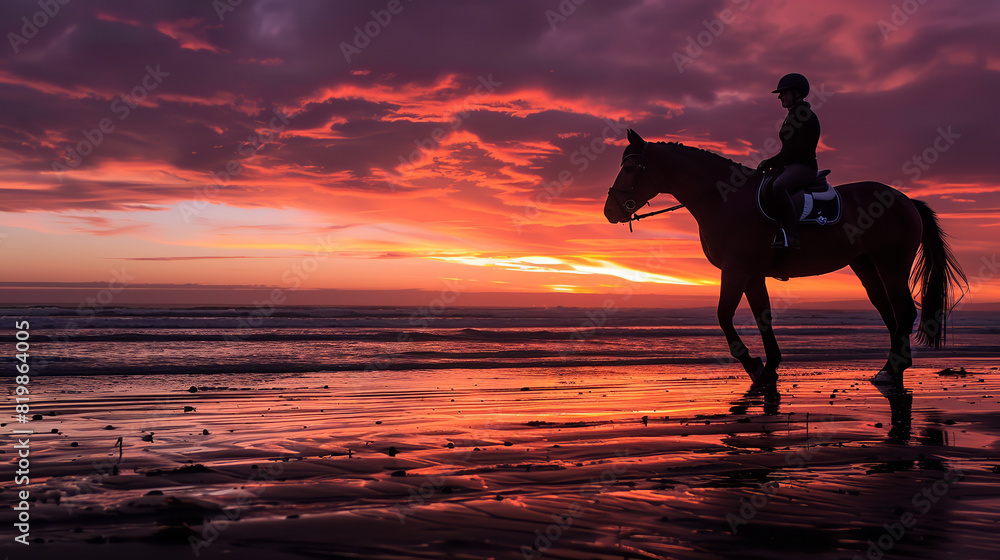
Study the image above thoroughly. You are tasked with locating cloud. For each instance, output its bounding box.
[0,0,997,299]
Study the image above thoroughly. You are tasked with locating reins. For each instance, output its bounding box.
[627,203,684,232]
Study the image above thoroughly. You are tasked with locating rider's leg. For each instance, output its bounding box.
[771,163,814,248]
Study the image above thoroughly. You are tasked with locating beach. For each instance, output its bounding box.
[2,307,999,559]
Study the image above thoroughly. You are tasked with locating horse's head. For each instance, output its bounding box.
[604,129,657,223]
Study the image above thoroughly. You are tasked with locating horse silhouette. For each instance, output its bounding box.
[605,130,966,385]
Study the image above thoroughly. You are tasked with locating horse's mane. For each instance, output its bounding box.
[659,141,751,173]
[624,138,754,176]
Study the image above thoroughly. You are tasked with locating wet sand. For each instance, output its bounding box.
[4,358,1000,560]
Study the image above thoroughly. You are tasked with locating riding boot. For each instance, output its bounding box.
[771,188,800,250]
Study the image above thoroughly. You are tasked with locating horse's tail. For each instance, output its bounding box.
[910,199,968,349]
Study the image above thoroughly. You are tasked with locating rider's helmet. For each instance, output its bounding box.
[771,73,810,97]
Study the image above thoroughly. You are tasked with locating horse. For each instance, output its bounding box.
[604,129,967,385]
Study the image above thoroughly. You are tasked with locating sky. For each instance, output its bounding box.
[1,0,999,308]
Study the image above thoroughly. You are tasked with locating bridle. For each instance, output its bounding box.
[607,142,684,232]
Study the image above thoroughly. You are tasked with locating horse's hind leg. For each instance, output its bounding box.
[850,256,898,373]
[872,256,918,381]
[744,276,780,382]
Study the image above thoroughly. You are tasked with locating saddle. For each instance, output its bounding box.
[757,169,841,225]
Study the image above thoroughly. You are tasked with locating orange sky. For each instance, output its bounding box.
[1,1,998,307]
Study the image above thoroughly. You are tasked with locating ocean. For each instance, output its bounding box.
[4,306,998,378]
[4,306,1000,558]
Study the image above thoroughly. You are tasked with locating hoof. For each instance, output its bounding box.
[749,363,777,385]
[750,369,778,385]
[871,370,902,385]
[743,357,763,376]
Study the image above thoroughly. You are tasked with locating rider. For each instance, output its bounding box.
[757,73,820,250]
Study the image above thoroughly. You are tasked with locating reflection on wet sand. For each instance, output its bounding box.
[7,362,998,559]
[731,380,781,416]
[874,379,913,443]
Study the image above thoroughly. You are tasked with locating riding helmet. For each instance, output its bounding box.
[772,73,810,97]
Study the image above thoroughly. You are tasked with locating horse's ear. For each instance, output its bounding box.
[627,129,644,145]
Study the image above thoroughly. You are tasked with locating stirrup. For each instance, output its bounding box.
[771,228,799,250]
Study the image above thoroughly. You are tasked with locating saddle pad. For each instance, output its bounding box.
[757,175,842,225]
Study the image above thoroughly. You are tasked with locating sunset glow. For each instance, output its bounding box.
[431,255,710,286]
[2,1,998,307]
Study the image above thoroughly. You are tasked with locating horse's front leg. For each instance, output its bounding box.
[744,276,781,382]
[717,268,762,377]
